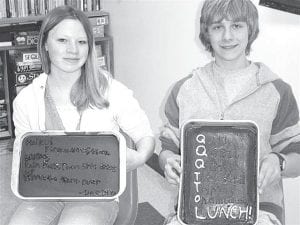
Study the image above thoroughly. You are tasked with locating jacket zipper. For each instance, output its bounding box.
[211,63,262,121]
[219,85,260,121]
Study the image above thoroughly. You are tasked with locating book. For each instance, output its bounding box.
[8,49,42,86]
[0,116,8,130]
[95,44,103,56]
[0,130,10,137]
[92,25,104,38]
[0,103,6,110]
[0,32,13,46]
[0,42,13,47]
[13,31,40,46]
[2,0,103,18]
[15,71,42,86]
[97,55,106,67]
[12,51,40,64]
[89,15,109,26]
[83,0,88,11]
[87,0,92,11]
[15,62,42,73]
[0,111,7,118]
[0,32,13,42]
[0,0,7,18]
[9,48,41,64]
[8,0,17,18]
[94,0,101,11]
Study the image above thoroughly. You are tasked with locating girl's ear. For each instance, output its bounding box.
[45,42,48,51]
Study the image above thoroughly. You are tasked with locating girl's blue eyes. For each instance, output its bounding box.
[57,39,87,44]
[57,38,67,43]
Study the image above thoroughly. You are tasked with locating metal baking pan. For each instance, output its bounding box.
[13,131,126,201]
[178,120,259,225]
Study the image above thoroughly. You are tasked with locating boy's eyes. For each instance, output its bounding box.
[232,23,244,29]
[210,22,245,31]
[211,25,222,30]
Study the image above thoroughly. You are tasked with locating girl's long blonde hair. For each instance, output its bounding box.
[38,5,110,111]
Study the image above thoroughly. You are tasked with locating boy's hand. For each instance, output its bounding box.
[164,154,182,185]
[258,153,281,194]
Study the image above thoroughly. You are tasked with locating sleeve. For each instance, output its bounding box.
[159,79,185,155]
[270,79,300,155]
[11,94,32,195]
[109,80,153,144]
[13,94,31,138]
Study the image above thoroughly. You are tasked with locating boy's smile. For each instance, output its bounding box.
[208,19,249,69]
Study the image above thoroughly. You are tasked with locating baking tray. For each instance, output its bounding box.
[13,131,126,201]
[178,120,259,225]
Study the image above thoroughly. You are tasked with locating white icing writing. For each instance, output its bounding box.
[195,204,253,220]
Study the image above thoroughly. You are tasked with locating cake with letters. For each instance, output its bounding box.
[178,121,258,225]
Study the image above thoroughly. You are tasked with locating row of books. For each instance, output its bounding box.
[0,0,102,19]
[95,45,106,70]
[9,49,43,87]
[0,15,108,48]
[0,57,9,135]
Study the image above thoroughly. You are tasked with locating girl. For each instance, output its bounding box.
[10,6,155,225]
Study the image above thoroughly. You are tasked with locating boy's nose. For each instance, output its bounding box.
[223,27,233,41]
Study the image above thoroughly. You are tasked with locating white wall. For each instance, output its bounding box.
[103,0,300,224]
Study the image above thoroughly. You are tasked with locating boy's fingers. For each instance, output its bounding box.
[258,161,267,192]
[171,161,182,174]
[165,164,179,178]
[164,169,179,185]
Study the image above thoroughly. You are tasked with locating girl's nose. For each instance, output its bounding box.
[67,41,78,54]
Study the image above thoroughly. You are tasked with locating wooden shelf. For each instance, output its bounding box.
[0,36,111,51]
[0,15,44,27]
[95,36,112,42]
[0,137,13,152]
[0,45,37,52]
[0,10,109,27]
[0,130,10,139]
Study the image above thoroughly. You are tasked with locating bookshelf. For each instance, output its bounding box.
[0,4,113,144]
[0,10,107,26]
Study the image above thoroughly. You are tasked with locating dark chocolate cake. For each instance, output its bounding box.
[179,121,258,225]
[18,133,120,199]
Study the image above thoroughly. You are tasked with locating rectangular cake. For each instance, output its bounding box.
[178,120,258,225]
[14,131,126,200]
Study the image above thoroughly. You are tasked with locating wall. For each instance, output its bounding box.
[102,0,300,224]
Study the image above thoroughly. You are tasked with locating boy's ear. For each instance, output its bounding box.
[45,43,48,51]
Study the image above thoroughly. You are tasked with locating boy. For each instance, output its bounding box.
[159,0,300,224]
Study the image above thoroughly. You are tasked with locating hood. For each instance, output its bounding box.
[194,61,279,89]
[254,62,279,85]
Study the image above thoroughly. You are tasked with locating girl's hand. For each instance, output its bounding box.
[126,136,155,172]
[126,147,146,172]
[164,154,182,185]
[258,153,281,194]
